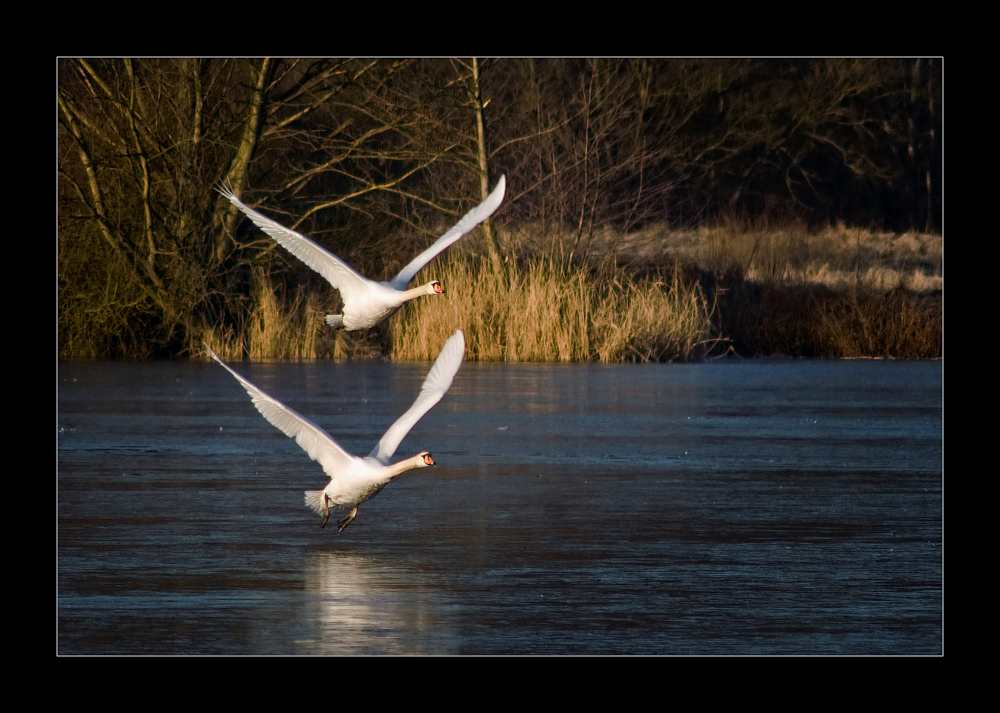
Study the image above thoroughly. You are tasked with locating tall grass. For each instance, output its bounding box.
[391,255,715,362]
[591,268,717,362]
[200,269,329,360]
[196,222,940,362]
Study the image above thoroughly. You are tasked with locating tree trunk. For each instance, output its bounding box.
[216,58,275,265]
[472,58,503,273]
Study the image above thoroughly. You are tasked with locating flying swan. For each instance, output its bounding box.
[217,177,506,331]
[204,330,465,532]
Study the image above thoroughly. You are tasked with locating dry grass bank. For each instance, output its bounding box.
[690,221,943,358]
[390,255,716,362]
[191,222,941,362]
[508,220,943,360]
[571,220,942,294]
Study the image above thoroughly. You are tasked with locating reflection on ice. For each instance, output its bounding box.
[297,551,455,655]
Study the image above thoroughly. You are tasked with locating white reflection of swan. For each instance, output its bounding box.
[217,178,505,331]
[298,551,454,655]
[205,330,465,532]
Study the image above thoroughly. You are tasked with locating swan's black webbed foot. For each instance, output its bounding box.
[337,506,358,533]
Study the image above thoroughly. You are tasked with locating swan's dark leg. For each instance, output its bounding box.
[337,506,358,533]
[320,494,331,529]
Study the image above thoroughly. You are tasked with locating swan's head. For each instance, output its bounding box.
[430,280,444,295]
[419,451,436,467]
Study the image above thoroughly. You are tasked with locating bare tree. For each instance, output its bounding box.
[58,58,449,356]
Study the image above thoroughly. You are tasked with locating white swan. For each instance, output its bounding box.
[204,330,465,532]
[217,177,506,331]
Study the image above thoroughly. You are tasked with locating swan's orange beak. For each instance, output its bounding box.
[423,453,436,466]
[432,281,445,294]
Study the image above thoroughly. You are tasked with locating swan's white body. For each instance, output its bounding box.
[204,330,465,532]
[217,177,506,331]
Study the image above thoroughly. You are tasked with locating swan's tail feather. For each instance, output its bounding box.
[325,314,344,329]
[304,490,327,516]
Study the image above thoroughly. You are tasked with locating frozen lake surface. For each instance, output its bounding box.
[58,358,942,655]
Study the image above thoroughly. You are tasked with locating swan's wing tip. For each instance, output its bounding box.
[215,179,238,201]
[486,175,506,211]
[437,330,467,378]
[203,341,221,361]
[388,179,507,290]
[448,329,466,354]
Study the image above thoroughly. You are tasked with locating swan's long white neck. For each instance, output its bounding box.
[397,282,440,302]
[383,453,432,479]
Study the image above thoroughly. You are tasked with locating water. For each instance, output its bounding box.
[58,359,942,655]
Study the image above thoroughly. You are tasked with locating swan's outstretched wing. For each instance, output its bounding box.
[368,330,465,464]
[389,176,506,290]
[205,343,355,477]
[217,183,371,299]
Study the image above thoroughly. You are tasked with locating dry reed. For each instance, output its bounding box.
[391,255,714,362]
[197,223,940,362]
[200,269,327,360]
